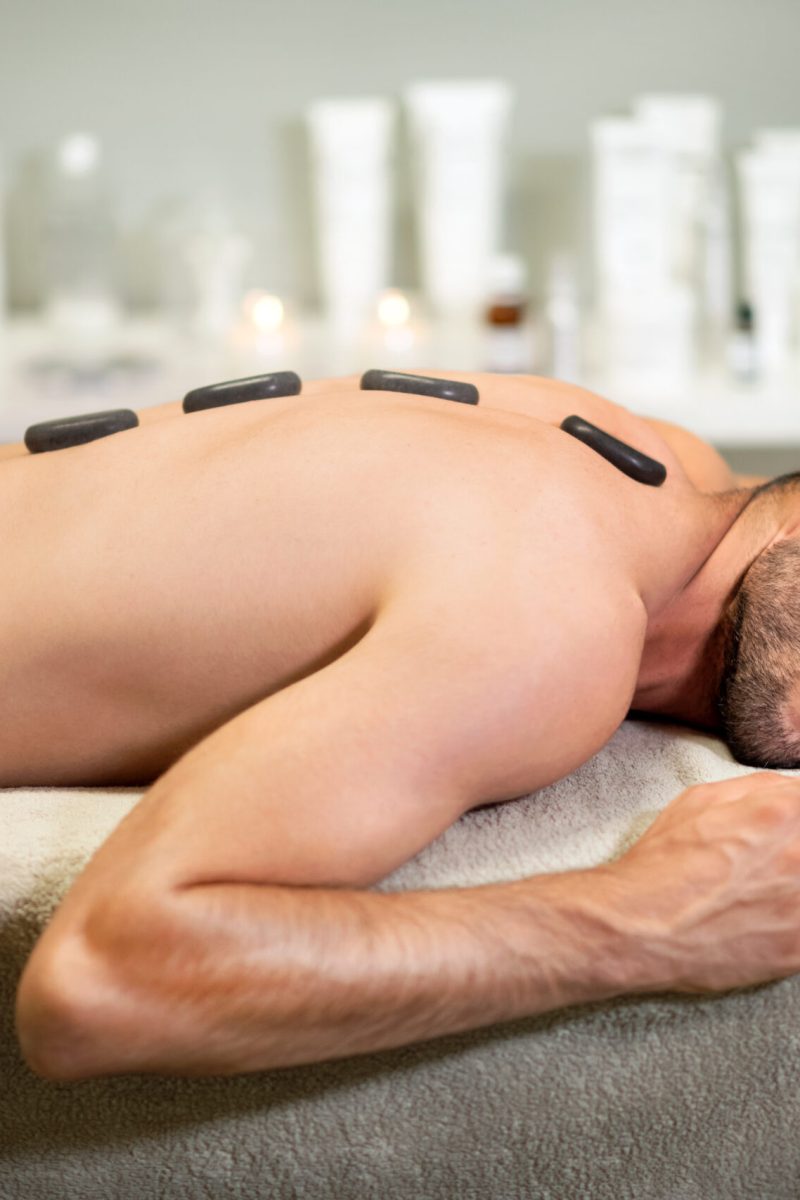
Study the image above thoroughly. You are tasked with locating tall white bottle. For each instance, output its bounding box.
[404,80,513,320]
[307,98,395,334]
[42,133,121,340]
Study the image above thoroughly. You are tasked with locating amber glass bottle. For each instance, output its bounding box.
[483,254,534,373]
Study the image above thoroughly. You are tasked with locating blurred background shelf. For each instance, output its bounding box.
[4,1,800,479]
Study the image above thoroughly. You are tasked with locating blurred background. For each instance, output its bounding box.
[1,0,799,474]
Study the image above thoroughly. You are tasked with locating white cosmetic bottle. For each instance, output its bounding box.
[544,254,582,383]
[737,145,800,377]
[633,95,721,285]
[633,94,729,363]
[404,80,512,319]
[307,98,395,334]
[591,116,674,297]
[591,115,696,394]
[42,133,121,341]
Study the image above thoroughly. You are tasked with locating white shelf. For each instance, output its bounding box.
[0,315,798,448]
[588,372,800,447]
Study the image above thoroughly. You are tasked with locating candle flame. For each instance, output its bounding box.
[377,290,411,328]
[244,290,285,334]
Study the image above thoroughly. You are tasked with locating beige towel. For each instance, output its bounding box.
[2,719,799,1199]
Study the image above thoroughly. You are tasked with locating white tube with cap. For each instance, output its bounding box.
[591,111,704,393]
[404,80,512,318]
[591,116,675,297]
[737,146,800,376]
[307,98,394,332]
[633,95,721,286]
[42,132,121,339]
[633,94,729,357]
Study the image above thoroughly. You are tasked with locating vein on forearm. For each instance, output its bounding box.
[89,871,624,1074]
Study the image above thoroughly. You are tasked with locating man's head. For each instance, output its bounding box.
[716,472,800,768]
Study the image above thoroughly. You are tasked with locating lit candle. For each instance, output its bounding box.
[231,289,299,368]
[369,289,428,368]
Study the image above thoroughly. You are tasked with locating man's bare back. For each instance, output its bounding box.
[0,371,729,787]
[19,370,800,1086]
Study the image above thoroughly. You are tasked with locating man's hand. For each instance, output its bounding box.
[603,771,800,995]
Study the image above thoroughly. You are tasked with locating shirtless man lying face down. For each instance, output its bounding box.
[10,370,800,1081]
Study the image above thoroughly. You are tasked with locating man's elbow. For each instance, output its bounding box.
[15,891,178,1082]
[16,944,108,1081]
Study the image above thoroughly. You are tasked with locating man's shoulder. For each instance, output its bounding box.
[378,556,647,800]
[641,417,737,492]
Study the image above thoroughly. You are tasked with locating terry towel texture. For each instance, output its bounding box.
[2,719,800,1199]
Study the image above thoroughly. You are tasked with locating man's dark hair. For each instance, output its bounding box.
[716,471,800,768]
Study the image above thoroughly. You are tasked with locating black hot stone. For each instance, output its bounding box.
[24,408,140,454]
[182,371,302,413]
[360,369,479,405]
[560,414,667,487]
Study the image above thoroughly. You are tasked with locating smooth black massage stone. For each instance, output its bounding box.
[182,370,302,413]
[360,369,479,405]
[24,408,140,454]
[560,414,667,487]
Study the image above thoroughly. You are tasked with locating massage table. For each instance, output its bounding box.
[3,719,800,1199]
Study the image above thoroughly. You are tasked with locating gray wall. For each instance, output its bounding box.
[2,0,799,312]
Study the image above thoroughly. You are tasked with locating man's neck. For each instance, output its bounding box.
[632,487,775,729]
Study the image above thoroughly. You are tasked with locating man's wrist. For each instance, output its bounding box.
[516,866,658,1009]
[580,864,684,1000]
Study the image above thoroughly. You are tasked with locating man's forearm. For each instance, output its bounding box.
[19,866,662,1080]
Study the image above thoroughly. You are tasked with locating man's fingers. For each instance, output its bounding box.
[679,772,800,809]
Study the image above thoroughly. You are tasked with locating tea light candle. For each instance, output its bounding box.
[230,289,300,369]
[245,289,285,352]
[368,289,428,368]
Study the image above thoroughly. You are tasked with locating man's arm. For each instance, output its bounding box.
[19,845,641,1081]
[16,595,643,1081]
